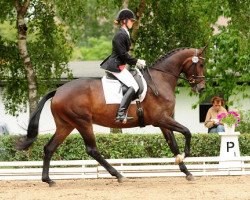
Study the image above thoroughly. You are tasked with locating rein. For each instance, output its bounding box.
[150,60,205,84]
[144,68,159,96]
[149,66,189,82]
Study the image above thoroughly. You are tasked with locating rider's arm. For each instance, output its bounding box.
[112,32,137,65]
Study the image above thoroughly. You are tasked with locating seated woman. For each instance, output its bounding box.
[204,96,227,133]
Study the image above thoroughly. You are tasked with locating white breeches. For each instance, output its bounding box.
[109,68,139,92]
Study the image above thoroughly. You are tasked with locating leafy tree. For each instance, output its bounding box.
[134,0,221,64]
[203,25,249,105]
[71,0,120,61]
[199,0,250,106]
[0,0,122,116]
[0,0,86,115]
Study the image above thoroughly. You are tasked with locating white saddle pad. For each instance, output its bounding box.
[101,69,147,104]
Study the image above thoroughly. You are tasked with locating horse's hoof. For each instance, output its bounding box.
[186,174,195,181]
[42,178,56,187]
[48,181,56,187]
[118,176,126,183]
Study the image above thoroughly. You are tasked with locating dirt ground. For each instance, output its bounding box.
[0,176,250,200]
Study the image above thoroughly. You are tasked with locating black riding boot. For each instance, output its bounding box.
[115,87,135,123]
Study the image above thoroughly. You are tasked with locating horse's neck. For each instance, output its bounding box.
[147,66,178,97]
[152,56,183,80]
[155,50,189,72]
[148,52,189,94]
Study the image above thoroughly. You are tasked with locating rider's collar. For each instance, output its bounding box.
[122,27,130,38]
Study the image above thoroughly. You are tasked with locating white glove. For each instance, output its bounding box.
[136,59,146,69]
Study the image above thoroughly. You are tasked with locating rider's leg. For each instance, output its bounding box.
[109,68,139,122]
[110,68,139,91]
[116,87,135,121]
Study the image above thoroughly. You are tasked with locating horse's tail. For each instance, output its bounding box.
[16,90,56,150]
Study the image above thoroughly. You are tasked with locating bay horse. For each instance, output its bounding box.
[17,47,206,186]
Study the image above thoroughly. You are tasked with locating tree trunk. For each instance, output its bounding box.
[123,0,129,8]
[131,0,146,51]
[15,0,38,115]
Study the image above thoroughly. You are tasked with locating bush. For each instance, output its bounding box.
[236,110,250,134]
[0,133,249,161]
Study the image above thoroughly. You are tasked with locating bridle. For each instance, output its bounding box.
[185,49,205,85]
[150,49,205,85]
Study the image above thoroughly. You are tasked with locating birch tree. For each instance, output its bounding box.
[0,0,86,116]
[15,0,38,114]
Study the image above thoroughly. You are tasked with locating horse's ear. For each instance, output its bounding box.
[199,44,208,55]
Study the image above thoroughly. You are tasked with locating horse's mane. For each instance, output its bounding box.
[150,47,191,68]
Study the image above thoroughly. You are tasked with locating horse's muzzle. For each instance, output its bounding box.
[192,82,205,93]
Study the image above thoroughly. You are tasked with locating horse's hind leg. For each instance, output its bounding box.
[160,128,194,181]
[42,125,73,186]
[76,120,124,182]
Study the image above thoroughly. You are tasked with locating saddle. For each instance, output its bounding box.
[105,69,144,99]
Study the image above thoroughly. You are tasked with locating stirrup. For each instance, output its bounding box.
[115,114,133,124]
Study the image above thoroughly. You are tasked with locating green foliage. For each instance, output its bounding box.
[50,0,87,41]
[70,0,119,60]
[200,24,250,106]
[132,0,249,109]
[0,0,119,115]
[72,36,112,60]
[197,1,250,107]
[134,0,217,64]
[78,1,117,40]
[0,36,29,114]
[0,22,16,41]
[237,110,250,134]
[28,1,74,95]
[1,133,250,161]
[227,0,250,36]
[239,134,250,156]
[191,134,221,156]
[0,1,15,22]
[0,1,73,115]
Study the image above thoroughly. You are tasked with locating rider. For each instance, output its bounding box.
[100,8,146,123]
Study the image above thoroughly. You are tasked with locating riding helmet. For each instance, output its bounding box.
[115,9,136,22]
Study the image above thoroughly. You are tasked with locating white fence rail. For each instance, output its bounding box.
[0,156,250,181]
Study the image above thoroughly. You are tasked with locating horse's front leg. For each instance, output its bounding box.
[160,128,194,181]
[160,127,181,159]
[161,128,194,181]
[158,115,192,158]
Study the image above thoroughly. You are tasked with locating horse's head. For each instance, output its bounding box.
[182,46,207,93]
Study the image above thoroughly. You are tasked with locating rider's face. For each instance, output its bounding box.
[127,19,135,29]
